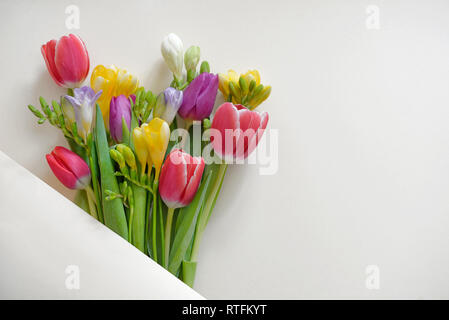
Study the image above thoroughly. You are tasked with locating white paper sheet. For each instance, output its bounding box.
[0,151,204,299]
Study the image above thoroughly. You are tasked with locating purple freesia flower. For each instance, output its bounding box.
[178,72,218,121]
[64,86,102,140]
[161,87,183,124]
[109,94,132,143]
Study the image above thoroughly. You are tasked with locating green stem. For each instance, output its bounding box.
[164,207,175,268]
[177,119,193,150]
[87,140,104,224]
[203,163,228,225]
[151,180,159,262]
[131,184,147,253]
[85,186,98,220]
[144,186,153,255]
[190,163,228,261]
[190,226,202,262]
[128,198,135,244]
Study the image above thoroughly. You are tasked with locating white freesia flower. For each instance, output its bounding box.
[161,33,184,81]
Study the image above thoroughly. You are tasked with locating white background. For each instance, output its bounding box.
[1,0,449,299]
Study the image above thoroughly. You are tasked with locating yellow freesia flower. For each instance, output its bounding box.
[133,126,151,177]
[218,69,239,99]
[248,85,272,109]
[90,65,139,125]
[141,118,170,180]
[218,69,271,109]
[242,70,261,86]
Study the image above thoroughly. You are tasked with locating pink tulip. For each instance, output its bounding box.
[211,102,269,161]
[41,34,90,88]
[159,149,205,209]
[46,146,91,190]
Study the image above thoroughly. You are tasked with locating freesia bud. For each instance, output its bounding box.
[46,146,91,190]
[161,33,184,81]
[184,46,200,71]
[199,61,210,74]
[41,34,89,88]
[211,103,269,161]
[142,118,170,179]
[61,96,76,129]
[159,149,205,208]
[160,87,183,125]
[109,95,132,143]
[153,92,166,119]
[64,86,102,141]
[117,144,137,170]
[178,72,219,121]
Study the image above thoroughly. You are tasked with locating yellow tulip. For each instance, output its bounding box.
[114,68,140,97]
[132,126,151,176]
[90,65,139,126]
[142,118,170,180]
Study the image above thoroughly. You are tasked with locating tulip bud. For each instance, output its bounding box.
[159,149,205,208]
[211,103,269,161]
[109,95,132,143]
[184,46,200,71]
[46,146,91,190]
[41,34,90,88]
[64,86,102,141]
[161,33,184,81]
[178,72,219,121]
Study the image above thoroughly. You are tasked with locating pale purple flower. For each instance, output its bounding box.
[161,87,183,124]
[64,86,102,140]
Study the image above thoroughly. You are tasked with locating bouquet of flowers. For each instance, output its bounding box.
[27,33,271,287]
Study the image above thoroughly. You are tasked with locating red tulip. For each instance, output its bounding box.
[41,34,90,88]
[159,149,205,209]
[46,146,91,190]
[211,102,269,161]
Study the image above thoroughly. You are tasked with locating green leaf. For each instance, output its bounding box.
[88,133,104,224]
[181,260,197,288]
[74,189,90,214]
[95,104,128,240]
[168,172,212,275]
[130,184,147,252]
[129,110,139,151]
[121,117,130,146]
